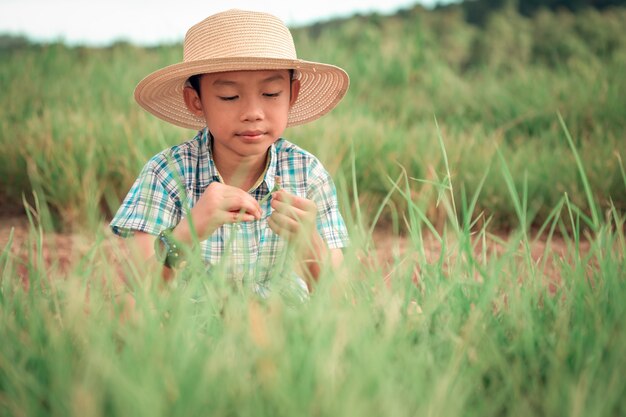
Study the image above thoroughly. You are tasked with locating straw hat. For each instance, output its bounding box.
[134,9,350,130]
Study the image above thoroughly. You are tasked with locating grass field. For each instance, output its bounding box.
[1,158,625,416]
[1,6,625,231]
[1,5,625,417]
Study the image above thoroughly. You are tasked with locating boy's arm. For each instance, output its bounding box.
[268,189,345,288]
[294,234,344,291]
[128,231,175,281]
[124,182,262,281]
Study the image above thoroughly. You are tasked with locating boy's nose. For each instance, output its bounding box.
[240,97,264,122]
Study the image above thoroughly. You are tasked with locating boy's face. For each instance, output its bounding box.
[184,70,300,162]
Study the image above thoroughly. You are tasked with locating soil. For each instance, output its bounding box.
[1,216,96,278]
[1,214,590,285]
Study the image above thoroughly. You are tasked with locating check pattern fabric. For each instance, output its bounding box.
[110,128,349,287]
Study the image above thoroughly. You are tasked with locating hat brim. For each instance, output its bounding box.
[134,57,349,130]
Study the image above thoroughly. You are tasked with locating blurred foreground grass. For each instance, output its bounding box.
[1,147,625,416]
[0,6,625,231]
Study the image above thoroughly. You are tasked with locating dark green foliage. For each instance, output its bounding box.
[451,0,626,25]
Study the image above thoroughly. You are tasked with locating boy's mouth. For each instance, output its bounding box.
[237,130,265,139]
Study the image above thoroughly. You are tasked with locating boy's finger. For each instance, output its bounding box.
[223,185,261,203]
[272,189,294,205]
[267,216,293,239]
[271,198,304,220]
[269,211,299,233]
[227,211,258,223]
[224,195,262,218]
[273,190,316,211]
[272,198,317,225]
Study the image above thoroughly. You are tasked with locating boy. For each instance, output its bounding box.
[110,9,350,292]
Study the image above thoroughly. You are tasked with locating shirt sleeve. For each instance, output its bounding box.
[306,158,350,249]
[109,153,184,238]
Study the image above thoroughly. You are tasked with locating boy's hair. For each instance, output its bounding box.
[187,69,296,98]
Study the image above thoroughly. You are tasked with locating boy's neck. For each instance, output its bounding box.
[212,146,270,191]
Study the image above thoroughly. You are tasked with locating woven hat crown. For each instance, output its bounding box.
[183,10,298,62]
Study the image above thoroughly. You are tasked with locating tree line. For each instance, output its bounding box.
[441,0,626,25]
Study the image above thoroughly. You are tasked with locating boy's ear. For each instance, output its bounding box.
[289,79,301,107]
[183,87,204,116]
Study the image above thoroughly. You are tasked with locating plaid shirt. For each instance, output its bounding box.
[110,128,349,288]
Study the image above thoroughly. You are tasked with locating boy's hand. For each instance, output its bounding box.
[268,190,318,245]
[269,189,338,289]
[176,182,261,242]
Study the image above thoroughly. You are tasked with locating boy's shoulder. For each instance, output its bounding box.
[165,131,206,159]
[274,138,330,183]
[274,137,318,161]
[146,131,206,171]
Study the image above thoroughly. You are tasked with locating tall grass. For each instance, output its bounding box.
[1,7,625,231]
[1,128,625,416]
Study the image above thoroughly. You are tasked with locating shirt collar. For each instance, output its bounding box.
[202,128,279,191]
[265,142,278,191]
[202,129,221,182]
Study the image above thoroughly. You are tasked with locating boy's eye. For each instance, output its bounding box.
[263,92,281,98]
[218,95,238,101]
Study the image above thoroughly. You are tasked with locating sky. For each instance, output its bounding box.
[0,0,454,46]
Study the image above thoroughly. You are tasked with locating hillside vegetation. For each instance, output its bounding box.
[1,5,625,231]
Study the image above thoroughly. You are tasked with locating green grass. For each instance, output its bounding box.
[0,7,625,231]
[1,151,625,416]
[2,111,626,415]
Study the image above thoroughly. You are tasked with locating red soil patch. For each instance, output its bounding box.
[1,215,590,288]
